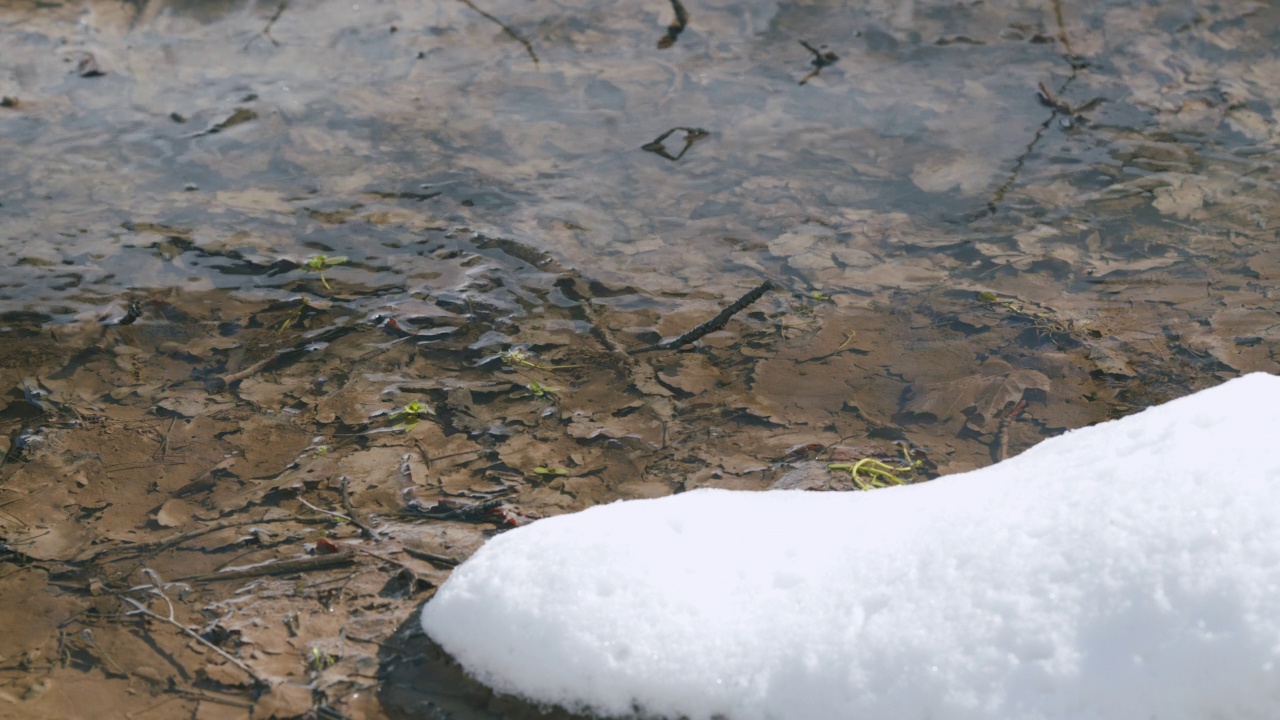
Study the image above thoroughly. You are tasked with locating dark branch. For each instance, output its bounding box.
[633,280,777,353]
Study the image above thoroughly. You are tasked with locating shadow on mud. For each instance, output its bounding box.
[378,610,591,720]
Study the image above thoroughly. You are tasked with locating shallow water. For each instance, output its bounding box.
[2,0,1279,717]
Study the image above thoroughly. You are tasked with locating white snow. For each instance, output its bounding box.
[421,372,1280,720]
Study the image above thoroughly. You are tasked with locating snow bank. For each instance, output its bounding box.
[421,373,1280,720]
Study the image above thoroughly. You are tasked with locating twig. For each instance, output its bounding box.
[153,416,177,460]
[401,547,459,568]
[86,516,333,561]
[640,126,709,162]
[214,353,278,388]
[297,496,355,524]
[339,476,380,541]
[798,40,839,85]
[123,569,267,687]
[561,276,672,398]
[403,497,506,522]
[457,0,539,66]
[212,326,357,388]
[80,628,128,678]
[180,549,356,583]
[994,399,1027,462]
[244,1,287,49]
[263,1,287,45]
[657,0,689,49]
[633,279,777,353]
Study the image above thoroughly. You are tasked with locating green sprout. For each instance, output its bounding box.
[527,380,559,397]
[828,445,922,491]
[499,347,584,371]
[808,290,832,301]
[532,466,569,477]
[388,400,427,431]
[304,254,348,289]
[976,291,1068,336]
[276,296,311,334]
[308,647,337,672]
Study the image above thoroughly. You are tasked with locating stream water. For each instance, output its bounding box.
[2,0,1278,717]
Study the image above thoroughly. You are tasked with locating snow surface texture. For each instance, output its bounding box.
[421,373,1280,720]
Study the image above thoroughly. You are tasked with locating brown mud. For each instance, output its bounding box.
[2,0,1280,717]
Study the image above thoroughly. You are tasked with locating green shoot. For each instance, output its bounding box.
[499,347,584,371]
[304,254,348,289]
[527,380,559,397]
[808,290,832,301]
[308,647,336,672]
[276,296,310,334]
[976,291,1068,335]
[532,467,569,476]
[388,400,428,431]
[828,447,922,491]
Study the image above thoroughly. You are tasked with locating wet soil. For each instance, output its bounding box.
[2,0,1280,717]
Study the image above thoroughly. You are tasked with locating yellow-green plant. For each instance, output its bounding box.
[527,380,559,397]
[828,446,922,491]
[276,296,310,333]
[304,254,348,289]
[977,291,1067,335]
[388,401,427,431]
[499,347,584,371]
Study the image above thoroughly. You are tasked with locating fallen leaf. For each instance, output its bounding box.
[153,499,195,528]
[904,360,1051,426]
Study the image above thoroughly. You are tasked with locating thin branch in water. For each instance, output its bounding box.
[456,0,539,66]
[641,126,709,162]
[243,1,287,50]
[798,40,839,85]
[297,496,354,524]
[340,475,381,541]
[123,569,267,688]
[179,549,356,584]
[657,0,690,49]
[633,280,777,353]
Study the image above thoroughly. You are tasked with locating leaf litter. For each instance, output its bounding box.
[3,0,1280,717]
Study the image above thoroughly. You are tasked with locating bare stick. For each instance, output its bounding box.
[339,476,380,541]
[457,0,539,66]
[180,549,356,583]
[297,496,354,524]
[633,280,776,353]
[123,570,267,687]
[153,416,177,460]
[87,516,332,561]
[657,0,689,49]
[263,1,287,44]
[402,547,459,568]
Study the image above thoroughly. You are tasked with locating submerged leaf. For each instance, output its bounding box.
[904,363,1051,425]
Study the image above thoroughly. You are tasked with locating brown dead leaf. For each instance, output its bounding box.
[153,498,195,528]
[255,682,313,718]
[904,359,1050,426]
[8,523,90,562]
[657,355,722,395]
[1087,344,1137,377]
